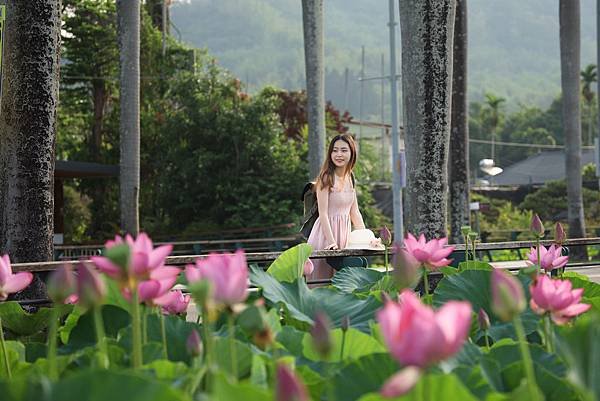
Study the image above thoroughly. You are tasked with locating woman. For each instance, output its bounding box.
[306,134,366,280]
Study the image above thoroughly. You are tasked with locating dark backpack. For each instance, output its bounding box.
[299,173,355,240]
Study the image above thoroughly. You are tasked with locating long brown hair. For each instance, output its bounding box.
[316,134,357,190]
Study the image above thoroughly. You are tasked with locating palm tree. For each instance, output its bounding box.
[559,0,587,257]
[0,0,61,298]
[449,0,470,244]
[399,0,457,238]
[117,0,140,235]
[580,64,597,146]
[483,92,505,162]
[301,0,325,179]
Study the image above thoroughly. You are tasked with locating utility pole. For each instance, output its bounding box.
[359,45,365,145]
[388,0,404,243]
[161,0,168,56]
[343,67,349,111]
[597,0,600,188]
[380,53,386,180]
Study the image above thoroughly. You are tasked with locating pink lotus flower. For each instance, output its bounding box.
[91,232,173,282]
[276,363,309,401]
[185,250,248,305]
[491,269,526,322]
[91,233,179,303]
[0,255,33,301]
[156,290,190,315]
[133,267,180,303]
[530,275,591,324]
[403,233,454,270]
[527,244,568,272]
[377,290,471,368]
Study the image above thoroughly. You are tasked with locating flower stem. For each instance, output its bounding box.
[513,315,540,401]
[142,306,148,345]
[228,312,238,380]
[544,315,553,353]
[93,306,108,368]
[202,307,213,392]
[484,331,490,350]
[340,330,347,361]
[47,306,60,380]
[463,234,469,270]
[160,311,168,360]
[131,291,143,368]
[536,237,541,271]
[0,317,12,380]
[422,267,430,298]
[384,247,389,274]
[326,356,336,401]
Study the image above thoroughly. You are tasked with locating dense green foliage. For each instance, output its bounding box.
[57,1,387,241]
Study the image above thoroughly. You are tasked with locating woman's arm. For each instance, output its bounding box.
[350,191,366,229]
[316,186,338,249]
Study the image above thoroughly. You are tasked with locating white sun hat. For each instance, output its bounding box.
[345,229,385,251]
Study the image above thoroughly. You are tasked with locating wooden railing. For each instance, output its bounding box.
[10,237,600,306]
[54,234,303,261]
[15,237,600,274]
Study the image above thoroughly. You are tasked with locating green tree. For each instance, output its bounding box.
[580,63,597,146]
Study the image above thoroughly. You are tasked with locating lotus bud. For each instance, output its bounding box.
[460,226,471,237]
[380,226,392,246]
[341,316,350,332]
[477,308,491,331]
[303,259,314,276]
[186,330,203,358]
[276,363,309,401]
[530,214,545,238]
[77,262,106,307]
[554,222,566,245]
[47,265,77,304]
[491,269,526,322]
[391,244,419,289]
[310,312,332,358]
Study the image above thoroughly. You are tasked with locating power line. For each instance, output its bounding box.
[470,138,595,150]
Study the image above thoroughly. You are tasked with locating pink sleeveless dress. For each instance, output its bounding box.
[306,184,356,280]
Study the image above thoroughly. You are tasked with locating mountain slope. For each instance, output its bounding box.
[171,0,598,114]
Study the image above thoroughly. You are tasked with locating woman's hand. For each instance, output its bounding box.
[326,243,339,251]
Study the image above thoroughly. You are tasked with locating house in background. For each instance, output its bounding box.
[491,149,596,186]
